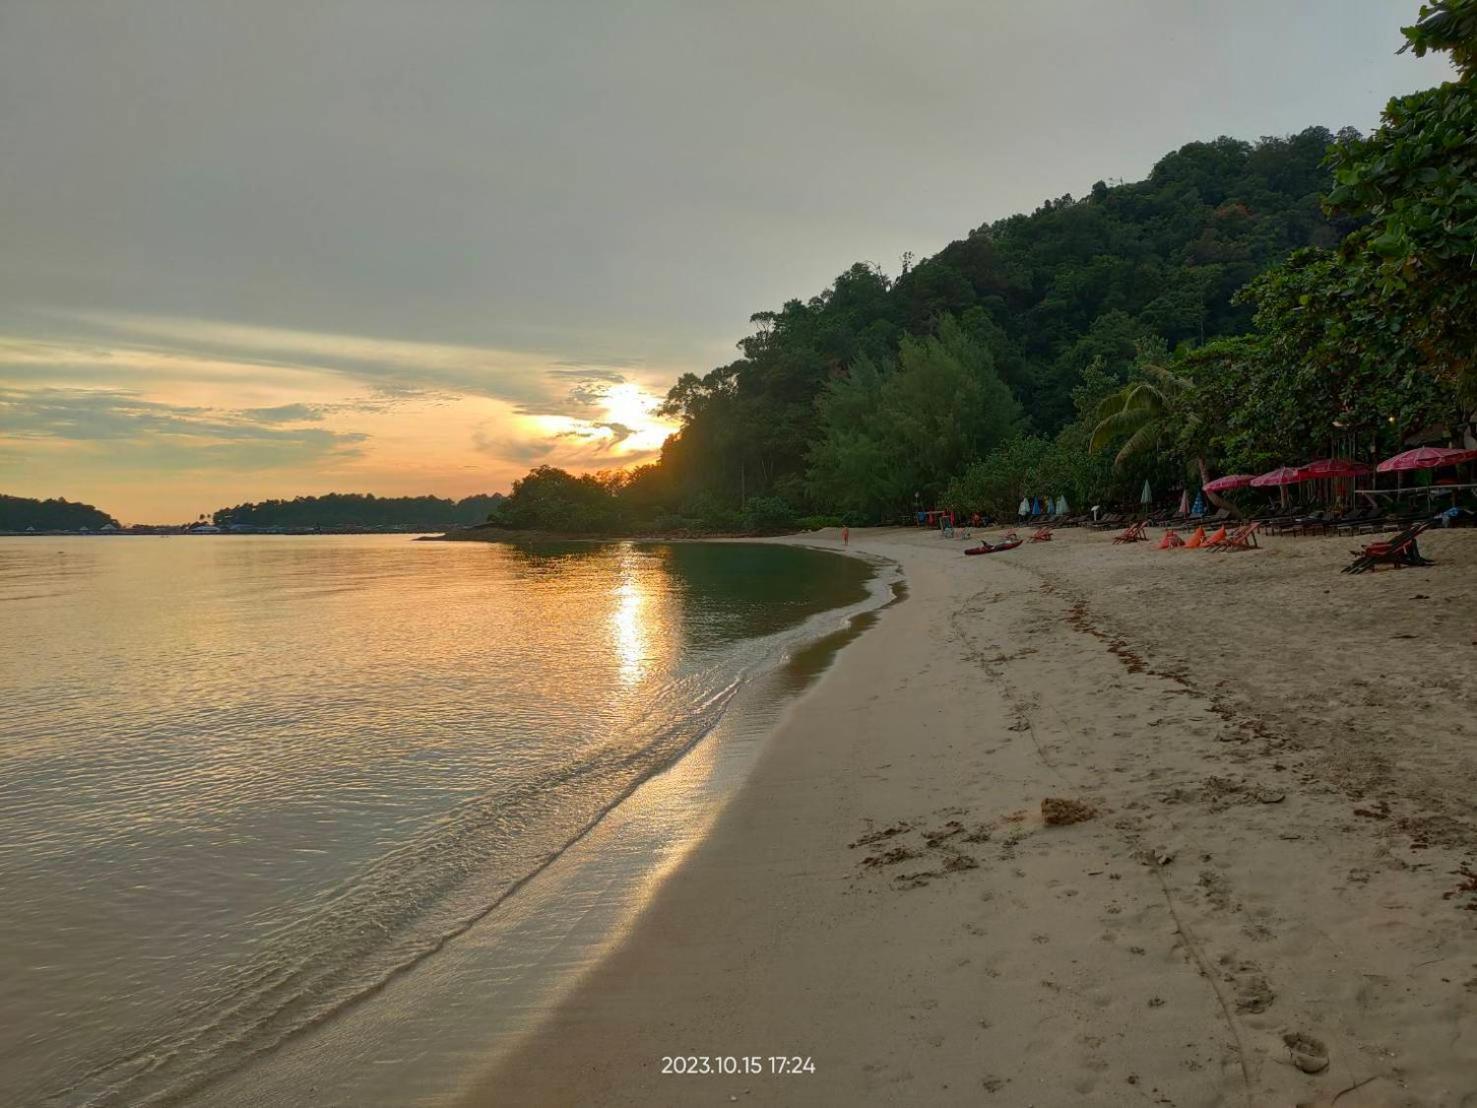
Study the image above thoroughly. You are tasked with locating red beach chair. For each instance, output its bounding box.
[1112,520,1148,544]
[1342,522,1433,574]
[1200,525,1229,548]
[1158,530,1185,549]
[1030,527,1053,542]
[1210,522,1261,551]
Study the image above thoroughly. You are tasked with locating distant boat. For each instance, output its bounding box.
[186,524,221,534]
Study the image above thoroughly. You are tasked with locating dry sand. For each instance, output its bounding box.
[469,523,1477,1106]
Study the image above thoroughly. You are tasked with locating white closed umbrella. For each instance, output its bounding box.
[1056,495,1068,516]
[1140,479,1152,506]
[1018,497,1029,518]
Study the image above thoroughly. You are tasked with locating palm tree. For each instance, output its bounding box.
[1089,363,1196,464]
[1090,364,1233,513]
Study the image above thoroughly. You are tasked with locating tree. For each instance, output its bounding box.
[1320,0,1477,401]
[1088,355,1248,512]
[0,494,118,531]
[808,315,1021,520]
[1089,362,1198,466]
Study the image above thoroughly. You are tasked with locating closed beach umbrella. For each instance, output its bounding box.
[1250,466,1304,488]
[1140,479,1152,505]
[1202,474,1257,493]
[1176,489,1189,516]
[1018,497,1029,517]
[1297,458,1371,479]
[1376,446,1477,473]
[1056,494,1068,516]
[1190,491,1205,517]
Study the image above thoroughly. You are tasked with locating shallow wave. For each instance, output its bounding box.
[3,537,893,1108]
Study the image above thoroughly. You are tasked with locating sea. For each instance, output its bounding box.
[0,534,895,1107]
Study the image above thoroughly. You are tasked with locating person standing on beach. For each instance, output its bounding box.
[842,526,849,545]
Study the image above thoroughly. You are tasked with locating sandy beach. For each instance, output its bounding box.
[472,523,1477,1107]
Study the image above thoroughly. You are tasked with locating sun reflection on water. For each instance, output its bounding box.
[611,547,649,686]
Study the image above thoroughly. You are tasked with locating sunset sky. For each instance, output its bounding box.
[0,0,1448,522]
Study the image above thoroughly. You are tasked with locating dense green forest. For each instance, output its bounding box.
[214,493,505,529]
[485,1,1473,534]
[0,495,119,531]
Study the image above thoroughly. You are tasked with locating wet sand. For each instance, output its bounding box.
[471,524,1477,1106]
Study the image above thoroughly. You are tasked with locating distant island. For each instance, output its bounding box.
[212,492,505,530]
[1,491,508,534]
[0,495,119,532]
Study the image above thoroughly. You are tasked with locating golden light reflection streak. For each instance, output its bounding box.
[611,548,648,686]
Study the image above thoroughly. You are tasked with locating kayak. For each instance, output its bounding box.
[964,539,1022,556]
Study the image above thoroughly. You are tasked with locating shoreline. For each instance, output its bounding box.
[420,525,803,544]
[184,539,898,1108]
[473,524,1477,1106]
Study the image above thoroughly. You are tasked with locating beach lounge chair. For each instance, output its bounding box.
[1182,525,1207,549]
[1342,522,1433,574]
[1030,526,1053,542]
[1209,522,1261,551]
[1332,507,1377,535]
[1157,529,1185,549]
[1200,524,1229,548]
[1112,520,1148,543]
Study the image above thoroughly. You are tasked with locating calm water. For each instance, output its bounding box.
[0,536,878,1107]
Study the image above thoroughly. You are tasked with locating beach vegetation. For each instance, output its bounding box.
[214,492,506,529]
[0,494,118,531]
[482,1,1473,529]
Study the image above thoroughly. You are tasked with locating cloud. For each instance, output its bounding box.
[595,421,636,445]
[0,386,365,471]
[238,402,324,423]
[471,427,557,465]
[49,311,650,423]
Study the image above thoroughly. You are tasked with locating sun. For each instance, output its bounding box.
[599,382,675,454]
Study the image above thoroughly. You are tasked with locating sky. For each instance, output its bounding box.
[0,0,1451,523]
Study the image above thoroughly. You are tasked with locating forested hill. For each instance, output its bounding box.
[213,493,504,529]
[1,495,119,531]
[653,128,1356,510]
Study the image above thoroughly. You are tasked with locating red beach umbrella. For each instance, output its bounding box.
[1296,458,1371,479]
[1250,466,1305,488]
[1202,474,1257,493]
[1376,446,1477,473]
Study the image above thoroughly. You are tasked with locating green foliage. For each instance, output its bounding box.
[214,492,503,529]
[489,6,1473,524]
[1320,5,1477,399]
[1400,0,1477,75]
[490,467,625,533]
[1089,358,1199,467]
[658,129,1344,511]
[1,494,118,531]
[740,496,798,534]
[943,436,1057,517]
[808,315,1021,519]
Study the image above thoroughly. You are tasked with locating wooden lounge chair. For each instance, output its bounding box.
[1112,520,1148,543]
[1030,526,1053,542]
[1342,523,1433,574]
[1209,521,1261,551]
[1332,507,1378,535]
[1158,529,1185,549]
